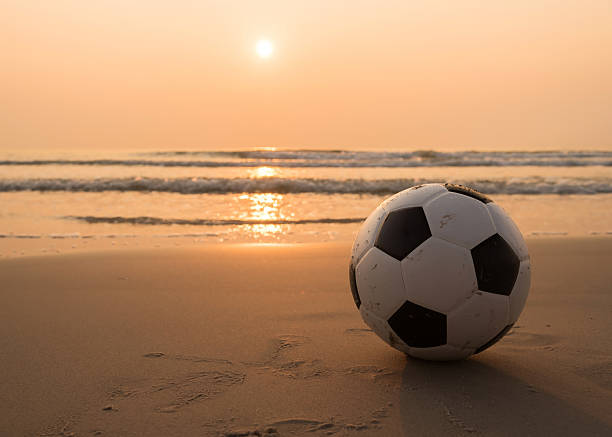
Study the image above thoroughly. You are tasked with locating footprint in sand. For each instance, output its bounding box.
[109,333,391,421]
[103,352,244,415]
[119,334,314,414]
[110,368,246,414]
[241,335,337,379]
[220,411,387,437]
[344,328,374,336]
[241,334,311,366]
[344,365,397,382]
[501,326,560,349]
[143,352,232,364]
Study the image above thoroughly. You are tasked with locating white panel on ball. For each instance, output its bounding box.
[447,292,509,350]
[351,206,387,265]
[508,260,531,323]
[400,237,477,314]
[487,203,529,261]
[355,247,408,320]
[360,307,410,354]
[424,192,496,249]
[379,184,447,212]
[408,344,472,361]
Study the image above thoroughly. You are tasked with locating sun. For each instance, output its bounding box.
[255,39,274,59]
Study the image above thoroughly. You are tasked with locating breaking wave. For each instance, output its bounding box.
[1,150,612,168]
[1,176,611,195]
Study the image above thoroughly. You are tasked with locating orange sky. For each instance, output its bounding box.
[3,1,612,151]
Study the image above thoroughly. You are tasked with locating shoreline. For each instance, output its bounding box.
[1,232,611,261]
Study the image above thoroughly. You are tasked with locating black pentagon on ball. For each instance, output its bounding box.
[471,234,520,295]
[474,323,514,354]
[388,300,447,348]
[348,263,361,309]
[374,207,431,261]
[444,183,492,204]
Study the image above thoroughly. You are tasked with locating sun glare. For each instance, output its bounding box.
[238,193,285,238]
[255,39,274,58]
[249,166,278,178]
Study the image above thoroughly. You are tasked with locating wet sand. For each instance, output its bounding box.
[1,238,611,436]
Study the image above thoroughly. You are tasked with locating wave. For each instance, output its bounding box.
[1,177,611,195]
[2,150,612,168]
[64,216,363,226]
[143,149,612,161]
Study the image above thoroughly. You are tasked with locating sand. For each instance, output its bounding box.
[1,238,611,436]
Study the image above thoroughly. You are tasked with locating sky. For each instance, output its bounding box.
[3,0,612,151]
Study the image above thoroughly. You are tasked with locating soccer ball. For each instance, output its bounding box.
[349,183,530,360]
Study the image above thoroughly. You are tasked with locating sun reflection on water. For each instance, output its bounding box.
[248,166,279,178]
[238,192,286,238]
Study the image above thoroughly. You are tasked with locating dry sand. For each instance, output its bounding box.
[1,238,611,436]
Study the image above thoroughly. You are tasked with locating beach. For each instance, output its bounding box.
[2,237,611,436]
[5,1,612,434]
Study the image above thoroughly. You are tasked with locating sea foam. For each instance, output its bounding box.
[1,176,610,195]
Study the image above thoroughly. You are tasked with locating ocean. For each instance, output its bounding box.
[1,149,611,257]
